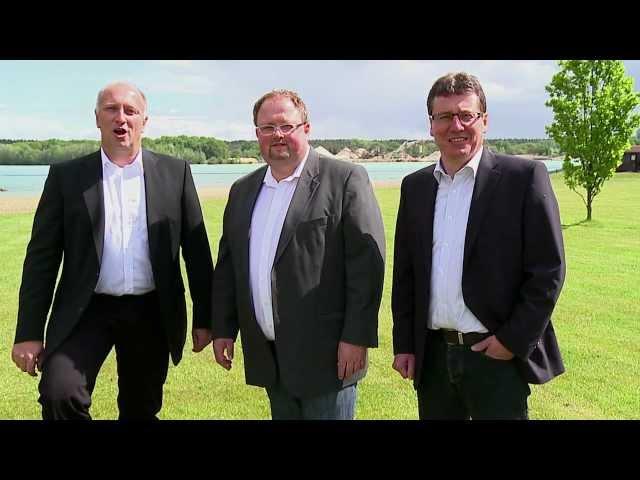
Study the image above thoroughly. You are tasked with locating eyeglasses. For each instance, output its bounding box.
[429,111,484,126]
[256,122,306,136]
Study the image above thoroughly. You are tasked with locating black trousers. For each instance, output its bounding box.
[38,292,169,420]
[417,331,530,420]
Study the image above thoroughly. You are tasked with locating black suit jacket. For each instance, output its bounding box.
[15,150,213,366]
[392,149,565,384]
[212,149,385,398]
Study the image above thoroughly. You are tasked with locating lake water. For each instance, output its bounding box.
[0,160,563,197]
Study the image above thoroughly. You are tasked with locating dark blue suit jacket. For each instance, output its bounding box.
[392,149,565,384]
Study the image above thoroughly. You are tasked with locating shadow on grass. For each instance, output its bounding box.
[561,219,590,230]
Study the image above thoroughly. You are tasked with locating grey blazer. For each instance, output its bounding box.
[212,149,385,398]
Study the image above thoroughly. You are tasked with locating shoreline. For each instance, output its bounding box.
[0,181,403,214]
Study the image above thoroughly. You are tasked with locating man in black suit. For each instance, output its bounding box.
[211,90,385,419]
[11,82,213,420]
[392,72,566,419]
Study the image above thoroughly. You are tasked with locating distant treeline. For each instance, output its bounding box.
[0,136,569,165]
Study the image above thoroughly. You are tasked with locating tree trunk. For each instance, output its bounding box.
[586,189,593,221]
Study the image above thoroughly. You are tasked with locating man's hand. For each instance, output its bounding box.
[392,353,415,380]
[192,328,213,352]
[12,341,44,377]
[337,341,366,380]
[213,338,234,370]
[471,335,514,360]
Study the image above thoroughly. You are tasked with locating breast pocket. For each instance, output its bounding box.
[288,216,329,290]
[297,215,328,231]
[295,216,329,249]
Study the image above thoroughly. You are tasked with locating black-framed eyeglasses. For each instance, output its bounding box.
[256,122,306,136]
[429,111,484,126]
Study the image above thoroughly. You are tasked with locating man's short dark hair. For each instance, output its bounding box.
[427,72,487,116]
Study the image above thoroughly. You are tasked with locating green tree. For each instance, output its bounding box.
[546,60,640,220]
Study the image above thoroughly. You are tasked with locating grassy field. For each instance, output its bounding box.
[0,172,638,419]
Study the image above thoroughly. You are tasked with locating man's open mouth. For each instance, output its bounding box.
[114,128,128,136]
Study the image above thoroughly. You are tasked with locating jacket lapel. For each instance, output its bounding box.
[82,151,104,268]
[418,166,438,274]
[142,149,165,276]
[463,148,502,268]
[273,149,320,265]
[240,166,268,285]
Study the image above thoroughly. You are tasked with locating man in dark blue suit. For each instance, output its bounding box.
[392,72,566,419]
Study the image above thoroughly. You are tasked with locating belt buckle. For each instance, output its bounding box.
[457,331,464,345]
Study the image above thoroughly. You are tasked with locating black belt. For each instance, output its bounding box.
[432,329,490,346]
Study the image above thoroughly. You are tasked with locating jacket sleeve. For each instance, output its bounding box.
[340,165,386,347]
[15,164,64,344]
[211,183,240,340]
[495,162,566,359]
[391,178,415,355]
[180,161,214,330]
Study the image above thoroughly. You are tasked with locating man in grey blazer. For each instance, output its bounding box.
[11,82,213,419]
[211,89,385,419]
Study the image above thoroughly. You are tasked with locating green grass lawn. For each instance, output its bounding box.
[1,172,638,419]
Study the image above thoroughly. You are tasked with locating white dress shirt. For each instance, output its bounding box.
[249,148,309,340]
[95,148,155,296]
[428,147,488,333]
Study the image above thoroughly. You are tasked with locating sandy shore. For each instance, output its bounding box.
[372,180,402,188]
[0,187,233,215]
[0,196,41,214]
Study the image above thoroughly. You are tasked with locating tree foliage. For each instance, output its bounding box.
[546,60,640,220]
[143,136,229,164]
[0,137,564,165]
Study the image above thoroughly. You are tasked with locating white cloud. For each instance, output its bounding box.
[144,73,217,96]
[146,115,253,140]
[0,112,86,140]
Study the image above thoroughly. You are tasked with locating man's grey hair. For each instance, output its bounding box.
[95,82,148,115]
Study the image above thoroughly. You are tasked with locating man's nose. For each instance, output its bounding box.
[114,108,126,122]
[450,114,465,130]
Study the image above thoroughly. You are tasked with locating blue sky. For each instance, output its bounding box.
[1,60,639,141]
